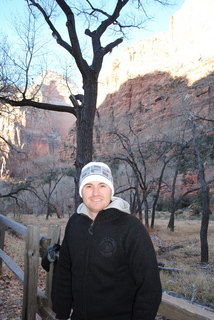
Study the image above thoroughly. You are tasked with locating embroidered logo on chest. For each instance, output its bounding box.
[98,237,116,257]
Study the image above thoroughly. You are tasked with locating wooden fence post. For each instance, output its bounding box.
[0,221,6,274]
[22,225,40,320]
[46,224,61,309]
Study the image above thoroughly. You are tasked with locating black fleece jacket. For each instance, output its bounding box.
[54,208,162,320]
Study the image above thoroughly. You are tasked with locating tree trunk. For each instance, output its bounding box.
[200,182,210,263]
[74,74,98,208]
[144,198,149,228]
[136,189,142,221]
[46,198,51,220]
[129,191,135,215]
[150,197,156,228]
[190,119,210,263]
[168,159,180,231]
[167,202,175,232]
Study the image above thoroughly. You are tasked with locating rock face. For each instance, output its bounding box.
[60,0,214,163]
[92,0,214,149]
[0,71,76,177]
[97,0,214,106]
[169,0,214,66]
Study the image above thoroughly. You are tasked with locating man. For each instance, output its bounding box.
[54,162,162,320]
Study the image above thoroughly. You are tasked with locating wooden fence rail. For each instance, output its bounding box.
[0,213,214,320]
[0,214,59,320]
[159,292,214,320]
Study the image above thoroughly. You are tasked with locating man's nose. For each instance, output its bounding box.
[92,186,99,195]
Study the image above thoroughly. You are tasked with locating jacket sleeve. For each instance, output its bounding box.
[54,221,73,319]
[125,217,162,320]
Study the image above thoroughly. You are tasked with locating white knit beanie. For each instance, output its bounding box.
[79,162,114,198]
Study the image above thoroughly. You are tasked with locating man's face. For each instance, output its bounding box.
[82,181,112,220]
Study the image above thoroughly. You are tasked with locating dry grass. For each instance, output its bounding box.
[149,218,214,308]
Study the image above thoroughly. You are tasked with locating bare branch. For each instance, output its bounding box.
[27,0,74,55]
[0,136,25,154]
[0,186,41,201]
[69,94,80,109]
[103,38,123,55]
[0,97,77,116]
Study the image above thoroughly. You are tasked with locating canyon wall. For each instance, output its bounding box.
[59,0,214,204]
[0,71,76,177]
[97,0,214,107]
[61,0,214,161]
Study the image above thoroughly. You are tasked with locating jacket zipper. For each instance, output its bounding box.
[88,221,94,235]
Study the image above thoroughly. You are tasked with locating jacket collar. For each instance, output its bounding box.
[77,196,130,218]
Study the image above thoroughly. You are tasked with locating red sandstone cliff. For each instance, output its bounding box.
[60,0,214,162]
[58,0,214,205]
[0,71,76,177]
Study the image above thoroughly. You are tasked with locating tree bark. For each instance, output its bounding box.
[74,73,98,207]
[190,119,210,263]
[144,197,149,228]
[168,158,180,232]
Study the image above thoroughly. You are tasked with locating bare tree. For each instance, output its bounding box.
[0,0,173,207]
[0,158,75,219]
[150,150,174,228]
[188,115,211,263]
[167,141,190,231]
[33,165,73,219]
[112,130,151,226]
[112,128,174,227]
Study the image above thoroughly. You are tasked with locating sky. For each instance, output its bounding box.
[0,0,186,87]
[1,0,185,42]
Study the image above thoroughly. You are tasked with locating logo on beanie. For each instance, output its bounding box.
[81,164,112,182]
[99,237,116,257]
